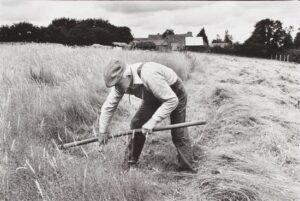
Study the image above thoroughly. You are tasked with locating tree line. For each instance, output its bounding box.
[0,18,133,46]
[1,17,300,62]
[210,19,300,62]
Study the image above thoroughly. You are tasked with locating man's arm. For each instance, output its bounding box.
[144,73,179,123]
[99,87,124,134]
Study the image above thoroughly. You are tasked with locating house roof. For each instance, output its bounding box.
[134,38,148,41]
[148,34,162,40]
[148,32,192,41]
[167,35,185,43]
[185,37,204,46]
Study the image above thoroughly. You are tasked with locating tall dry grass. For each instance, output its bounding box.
[0,43,193,200]
[1,43,300,200]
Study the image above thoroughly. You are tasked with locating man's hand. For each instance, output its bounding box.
[142,118,158,134]
[98,132,108,153]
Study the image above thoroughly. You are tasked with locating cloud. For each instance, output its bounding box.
[0,1,299,43]
[0,1,111,26]
[0,0,28,7]
[172,2,243,27]
[99,2,211,14]
[0,1,51,25]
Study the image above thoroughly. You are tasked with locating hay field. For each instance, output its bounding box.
[1,43,300,200]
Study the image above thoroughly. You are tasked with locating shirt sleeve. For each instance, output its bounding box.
[99,87,124,133]
[143,72,179,122]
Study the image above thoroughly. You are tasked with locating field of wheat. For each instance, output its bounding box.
[1,43,300,201]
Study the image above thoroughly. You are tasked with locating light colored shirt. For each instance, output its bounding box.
[99,62,179,133]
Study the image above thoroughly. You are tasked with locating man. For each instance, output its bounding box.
[99,59,196,172]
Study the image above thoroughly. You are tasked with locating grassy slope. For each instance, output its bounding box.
[1,43,300,200]
[175,53,300,200]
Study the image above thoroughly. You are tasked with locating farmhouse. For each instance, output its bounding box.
[134,31,208,52]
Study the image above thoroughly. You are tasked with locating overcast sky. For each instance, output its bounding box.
[0,1,299,43]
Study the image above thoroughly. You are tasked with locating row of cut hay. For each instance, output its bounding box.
[0,43,193,200]
[184,53,300,200]
[199,90,299,200]
[191,149,300,201]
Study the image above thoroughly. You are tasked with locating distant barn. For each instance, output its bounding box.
[185,37,208,52]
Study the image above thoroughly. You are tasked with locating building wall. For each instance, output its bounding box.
[157,45,170,52]
[185,46,208,52]
[171,42,181,51]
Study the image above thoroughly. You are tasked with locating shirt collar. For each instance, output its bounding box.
[127,63,143,85]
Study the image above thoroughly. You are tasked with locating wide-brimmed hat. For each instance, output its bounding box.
[103,59,126,87]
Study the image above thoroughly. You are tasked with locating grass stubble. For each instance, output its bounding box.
[0,43,300,200]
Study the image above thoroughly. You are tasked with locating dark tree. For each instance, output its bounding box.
[282,26,294,50]
[50,18,77,29]
[0,17,134,46]
[197,28,209,45]
[294,31,300,49]
[224,30,233,44]
[162,29,175,38]
[243,18,294,57]
[212,34,222,43]
[93,27,111,45]
[69,23,96,45]
[0,25,11,41]
[0,22,41,42]
[45,24,69,44]
[115,27,134,44]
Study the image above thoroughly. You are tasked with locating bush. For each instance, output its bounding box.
[210,45,236,55]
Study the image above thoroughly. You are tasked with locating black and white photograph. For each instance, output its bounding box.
[1,0,300,200]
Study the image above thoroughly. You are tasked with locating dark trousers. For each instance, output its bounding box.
[124,79,194,169]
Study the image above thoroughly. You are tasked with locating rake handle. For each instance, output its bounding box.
[59,120,206,149]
